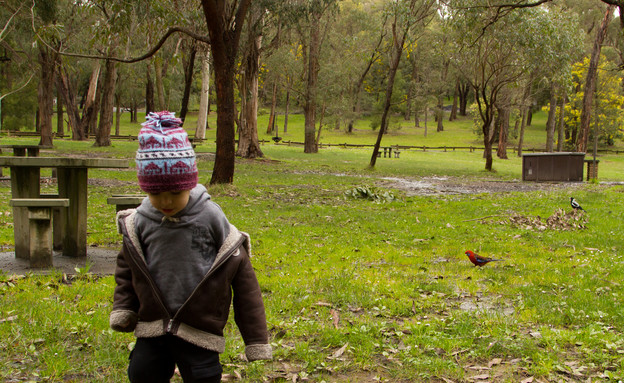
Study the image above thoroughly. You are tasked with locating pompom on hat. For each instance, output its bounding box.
[136,111,198,193]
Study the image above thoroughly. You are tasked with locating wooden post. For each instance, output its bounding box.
[57,168,88,257]
[10,167,40,259]
[28,207,54,268]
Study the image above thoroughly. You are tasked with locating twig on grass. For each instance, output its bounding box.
[462,215,503,222]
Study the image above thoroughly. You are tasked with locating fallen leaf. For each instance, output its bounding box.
[329,343,349,359]
[488,358,502,367]
[468,366,490,371]
[0,315,18,323]
[529,331,542,338]
[470,373,490,380]
[520,377,534,383]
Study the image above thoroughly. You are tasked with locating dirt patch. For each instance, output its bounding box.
[0,247,118,276]
[381,176,585,196]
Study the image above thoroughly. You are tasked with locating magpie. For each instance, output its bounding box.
[570,197,585,211]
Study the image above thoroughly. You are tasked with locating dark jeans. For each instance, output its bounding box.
[128,335,222,383]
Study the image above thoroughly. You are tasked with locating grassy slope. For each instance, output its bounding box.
[1,111,623,382]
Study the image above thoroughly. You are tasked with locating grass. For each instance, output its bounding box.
[1,111,624,381]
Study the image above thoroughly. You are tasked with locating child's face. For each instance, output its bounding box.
[147,190,191,217]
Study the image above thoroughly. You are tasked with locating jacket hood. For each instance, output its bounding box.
[135,184,210,222]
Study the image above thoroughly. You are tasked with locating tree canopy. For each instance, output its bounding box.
[1,0,622,177]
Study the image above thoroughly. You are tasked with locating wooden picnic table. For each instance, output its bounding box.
[0,156,129,259]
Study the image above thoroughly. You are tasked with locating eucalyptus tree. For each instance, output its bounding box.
[279,0,339,153]
[201,0,251,183]
[448,1,582,170]
[369,0,437,168]
[333,0,386,134]
[576,4,614,152]
[0,2,37,132]
[32,0,60,146]
[236,0,289,159]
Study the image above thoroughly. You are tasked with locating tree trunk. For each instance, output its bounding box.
[483,126,494,170]
[81,62,100,140]
[370,24,407,167]
[266,81,278,134]
[56,85,64,137]
[545,81,557,152]
[405,67,414,121]
[195,48,210,140]
[284,87,290,134]
[304,11,321,154]
[94,59,116,147]
[458,81,470,116]
[115,93,121,136]
[201,0,251,184]
[496,105,510,159]
[517,107,527,157]
[56,64,85,140]
[88,77,102,137]
[424,105,428,137]
[154,58,166,111]
[315,103,325,146]
[145,63,155,115]
[180,42,197,122]
[577,5,614,152]
[349,30,383,134]
[449,79,458,121]
[237,27,263,159]
[37,46,56,147]
[557,92,566,152]
[436,95,444,132]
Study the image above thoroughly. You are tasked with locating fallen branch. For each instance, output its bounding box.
[463,215,502,222]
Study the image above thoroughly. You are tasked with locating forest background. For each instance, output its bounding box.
[2,0,624,183]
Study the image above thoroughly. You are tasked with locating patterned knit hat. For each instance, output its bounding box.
[136,111,198,193]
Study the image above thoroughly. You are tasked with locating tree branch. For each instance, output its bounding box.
[37,23,210,63]
[0,73,35,101]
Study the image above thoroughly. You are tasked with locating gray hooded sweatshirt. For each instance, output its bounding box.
[134,184,230,314]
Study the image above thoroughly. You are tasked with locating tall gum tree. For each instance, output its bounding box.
[449,1,582,170]
[201,0,250,184]
[369,0,436,168]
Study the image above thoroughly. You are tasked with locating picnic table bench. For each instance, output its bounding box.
[107,195,145,212]
[377,146,401,158]
[9,198,70,268]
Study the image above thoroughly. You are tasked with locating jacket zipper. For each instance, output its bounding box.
[123,214,245,332]
[174,234,246,316]
[166,319,175,333]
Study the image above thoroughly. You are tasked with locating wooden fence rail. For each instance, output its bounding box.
[4,130,624,154]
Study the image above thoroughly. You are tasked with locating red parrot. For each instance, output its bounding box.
[465,250,503,267]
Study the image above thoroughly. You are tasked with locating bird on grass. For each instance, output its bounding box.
[465,250,503,267]
[570,197,585,211]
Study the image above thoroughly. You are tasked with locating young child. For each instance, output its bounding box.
[110,111,272,383]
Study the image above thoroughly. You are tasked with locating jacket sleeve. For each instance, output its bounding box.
[231,243,272,361]
[109,242,139,332]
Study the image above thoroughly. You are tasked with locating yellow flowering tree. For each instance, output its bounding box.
[565,56,624,147]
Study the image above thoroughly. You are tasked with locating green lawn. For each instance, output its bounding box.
[1,111,623,382]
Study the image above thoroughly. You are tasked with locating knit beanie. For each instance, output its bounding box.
[136,111,198,193]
